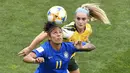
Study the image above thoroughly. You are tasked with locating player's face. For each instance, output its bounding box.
[49,27,63,44]
[75,12,88,30]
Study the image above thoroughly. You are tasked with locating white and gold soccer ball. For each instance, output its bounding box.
[47,6,67,24]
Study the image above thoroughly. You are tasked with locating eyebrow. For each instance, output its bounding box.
[76,17,87,20]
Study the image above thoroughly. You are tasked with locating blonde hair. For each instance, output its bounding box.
[81,3,111,24]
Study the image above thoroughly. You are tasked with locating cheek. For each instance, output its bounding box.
[83,20,88,24]
[50,35,55,39]
[49,35,55,40]
[75,18,79,22]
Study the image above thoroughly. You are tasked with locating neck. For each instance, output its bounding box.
[77,27,85,33]
[50,41,61,50]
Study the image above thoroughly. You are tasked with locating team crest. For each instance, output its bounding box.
[64,51,69,58]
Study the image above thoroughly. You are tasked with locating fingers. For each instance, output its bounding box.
[74,41,82,49]
[18,47,30,56]
[78,41,82,44]
[18,50,25,56]
[18,51,26,56]
[74,41,82,45]
[74,41,79,44]
[36,58,43,63]
[36,58,44,63]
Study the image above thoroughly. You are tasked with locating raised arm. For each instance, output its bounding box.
[23,52,44,63]
[18,31,48,56]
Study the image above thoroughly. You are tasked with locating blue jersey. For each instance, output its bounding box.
[32,41,80,73]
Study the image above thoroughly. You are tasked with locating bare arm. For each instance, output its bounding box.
[28,31,48,51]
[23,52,44,63]
[18,31,48,56]
[74,41,96,51]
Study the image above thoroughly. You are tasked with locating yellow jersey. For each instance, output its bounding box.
[62,22,92,42]
[62,22,92,57]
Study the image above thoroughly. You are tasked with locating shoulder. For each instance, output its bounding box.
[33,41,50,54]
[61,42,75,50]
[41,41,49,47]
[62,42,73,47]
[37,41,50,52]
[62,42,73,45]
[62,22,76,39]
[85,23,92,32]
[86,23,92,28]
[62,22,75,31]
[61,42,77,53]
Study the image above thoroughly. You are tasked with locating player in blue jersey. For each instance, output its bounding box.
[19,3,111,73]
[23,22,95,73]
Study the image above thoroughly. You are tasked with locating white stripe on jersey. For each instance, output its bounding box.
[62,22,75,39]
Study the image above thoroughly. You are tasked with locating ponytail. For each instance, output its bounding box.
[81,3,111,24]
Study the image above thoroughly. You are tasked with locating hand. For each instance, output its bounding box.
[74,41,83,49]
[83,43,96,50]
[35,57,44,63]
[74,41,96,51]
[18,47,31,56]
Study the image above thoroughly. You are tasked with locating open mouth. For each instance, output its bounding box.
[79,25,83,27]
[57,38,62,40]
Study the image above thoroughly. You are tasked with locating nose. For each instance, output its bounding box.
[57,32,62,37]
[79,19,83,24]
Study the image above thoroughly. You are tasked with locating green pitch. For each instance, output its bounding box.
[0,0,130,73]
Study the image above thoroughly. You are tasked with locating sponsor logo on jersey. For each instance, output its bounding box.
[64,51,69,58]
[36,47,44,53]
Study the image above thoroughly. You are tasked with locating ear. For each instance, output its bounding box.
[48,36,51,40]
[74,15,76,21]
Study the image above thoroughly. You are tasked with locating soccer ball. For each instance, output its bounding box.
[47,6,67,24]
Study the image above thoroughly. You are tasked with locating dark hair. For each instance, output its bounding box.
[43,22,61,35]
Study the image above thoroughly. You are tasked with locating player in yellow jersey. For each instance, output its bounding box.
[18,3,110,73]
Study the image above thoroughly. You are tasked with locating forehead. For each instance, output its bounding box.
[51,27,62,32]
[76,12,88,18]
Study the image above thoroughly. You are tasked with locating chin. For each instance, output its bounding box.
[55,42,62,45]
[78,26,83,29]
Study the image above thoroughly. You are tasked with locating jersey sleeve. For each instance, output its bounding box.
[62,22,75,39]
[32,46,45,58]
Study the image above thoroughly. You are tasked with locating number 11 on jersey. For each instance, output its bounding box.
[56,60,62,69]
